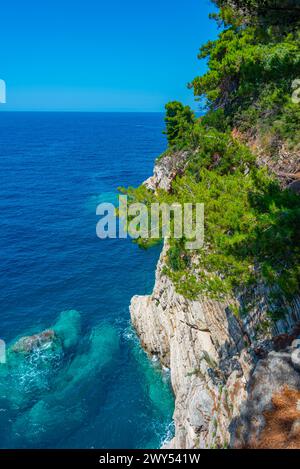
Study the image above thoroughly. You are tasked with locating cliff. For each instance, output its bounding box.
[130,153,300,449]
[127,0,300,448]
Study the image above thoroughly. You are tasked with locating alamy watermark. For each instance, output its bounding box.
[0,79,6,104]
[96,196,204,250]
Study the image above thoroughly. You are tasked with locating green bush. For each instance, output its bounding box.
[164,101,195,148]
[120,1,300,314]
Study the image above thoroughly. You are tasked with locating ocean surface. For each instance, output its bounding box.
[0,112,174,449]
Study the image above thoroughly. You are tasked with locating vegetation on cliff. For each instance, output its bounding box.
[122,1,300,315]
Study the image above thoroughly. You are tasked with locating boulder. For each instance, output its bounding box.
[12,330,56,354]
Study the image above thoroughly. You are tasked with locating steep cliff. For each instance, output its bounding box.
[131,241,252,448]
[130,154,300,449]
[126,0,300,449]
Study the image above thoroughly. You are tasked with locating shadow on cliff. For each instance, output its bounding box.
[228,337,300,448]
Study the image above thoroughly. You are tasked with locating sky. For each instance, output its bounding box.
[0,0,219,112]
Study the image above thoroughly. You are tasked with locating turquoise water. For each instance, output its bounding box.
[0,112,174,448]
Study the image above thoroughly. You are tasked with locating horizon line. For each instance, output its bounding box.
[0,109,167,113]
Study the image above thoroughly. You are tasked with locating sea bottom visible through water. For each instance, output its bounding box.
[0,112,175,449]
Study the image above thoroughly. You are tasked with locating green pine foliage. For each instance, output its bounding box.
[191,1,300,148]
[164,101,195,149]
[120,1,300,313]
[212,1,300,26]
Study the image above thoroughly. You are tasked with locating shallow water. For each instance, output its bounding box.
[0,112,174,448]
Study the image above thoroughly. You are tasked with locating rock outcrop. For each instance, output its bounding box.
[131,243,253,448]
[12,330,56,354]
[130,243,300,448]
[144,150,190,192]
[130,152,300,449]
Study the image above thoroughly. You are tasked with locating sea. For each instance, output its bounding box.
[0,112,174,449]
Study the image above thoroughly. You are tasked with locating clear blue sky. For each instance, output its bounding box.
[0,0,218,111]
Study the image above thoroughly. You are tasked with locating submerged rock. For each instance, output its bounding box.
[10,310,81,356]
[0,310,121,447]
[12,330,57,354]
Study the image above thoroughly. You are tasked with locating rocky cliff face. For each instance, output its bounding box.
[131,242,252,448]
[130,152,300,449]
[143,150,190,192]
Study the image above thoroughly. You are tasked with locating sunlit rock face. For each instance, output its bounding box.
[131,152,300,449]
[130,243,253,449]
[143,151,190,193]
[130,244,300,449]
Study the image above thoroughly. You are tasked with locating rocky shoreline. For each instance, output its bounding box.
[130,153,300,449]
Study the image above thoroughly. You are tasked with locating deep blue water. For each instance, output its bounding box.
[0,112,174,449]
